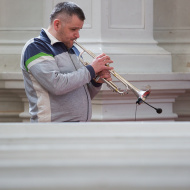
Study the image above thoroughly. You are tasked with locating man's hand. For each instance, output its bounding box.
[91,53,113,74]
[95,69,112,84]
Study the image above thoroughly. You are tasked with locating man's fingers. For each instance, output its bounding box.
[104,66,113,70]
[96,54,113,64]
[91,53,114,74]
[96,53,106,59]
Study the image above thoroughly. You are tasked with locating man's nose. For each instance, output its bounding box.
[75,31,80,38]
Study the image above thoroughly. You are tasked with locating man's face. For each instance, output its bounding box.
[57,15,84,49]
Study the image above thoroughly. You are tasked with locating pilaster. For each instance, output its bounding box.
[74,0,189,121]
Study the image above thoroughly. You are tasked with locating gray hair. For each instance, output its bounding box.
[50,2,85,24]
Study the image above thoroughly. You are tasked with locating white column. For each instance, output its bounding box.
[73,0,190,121]
[18,95,30,122]
[0,90,23,122]
[154,0,190,73]
[154,0,190,120]
[77,0,172,73]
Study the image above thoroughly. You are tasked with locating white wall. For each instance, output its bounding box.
[0,0,189,122]
[154,0,190,73]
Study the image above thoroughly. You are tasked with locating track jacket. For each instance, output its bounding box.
[20,29,101,122]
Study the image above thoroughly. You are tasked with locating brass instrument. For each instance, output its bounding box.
[74,40,151,105]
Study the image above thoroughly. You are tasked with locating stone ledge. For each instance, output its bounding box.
[0,122,189,135]
[0,122,190,190]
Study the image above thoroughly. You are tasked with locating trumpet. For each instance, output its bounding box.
[74,41,163,114]
[74,40,151,105]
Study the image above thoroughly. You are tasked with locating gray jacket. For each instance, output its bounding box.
[20,29,101,122]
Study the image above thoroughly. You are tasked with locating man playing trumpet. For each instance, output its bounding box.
[20,2,113,122]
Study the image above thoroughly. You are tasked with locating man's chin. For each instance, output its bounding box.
[70,40,75,47]
[65,42,73,49]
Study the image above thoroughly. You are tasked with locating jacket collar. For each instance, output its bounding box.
[40,28,77,52]
[42,28,60,45]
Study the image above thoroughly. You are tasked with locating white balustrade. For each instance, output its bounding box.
[0,122,190,190]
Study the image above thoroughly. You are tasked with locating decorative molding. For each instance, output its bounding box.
[154,27,190,31]
[0,0,52,31]
[0,72,190,122]
[91,73,190,121]
[108,0,145,29]
[0,27,42,31]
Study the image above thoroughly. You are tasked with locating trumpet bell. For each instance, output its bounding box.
[136,89,151,105]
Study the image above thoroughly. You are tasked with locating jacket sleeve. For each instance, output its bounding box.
[87,80,102,99]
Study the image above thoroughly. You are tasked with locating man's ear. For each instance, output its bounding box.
[53,19,61,31]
